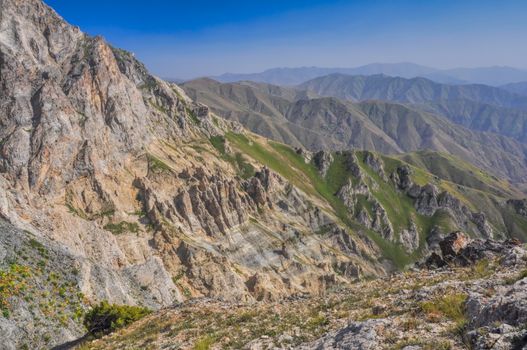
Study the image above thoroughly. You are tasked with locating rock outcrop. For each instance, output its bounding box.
[82,239,527,350]
[313,151,333,177]
[302,319,390,350]
[425,231,523,268]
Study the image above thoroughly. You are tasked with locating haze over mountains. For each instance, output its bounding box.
[213,63,527,86]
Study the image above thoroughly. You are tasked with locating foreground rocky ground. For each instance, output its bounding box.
[80,234,527,350]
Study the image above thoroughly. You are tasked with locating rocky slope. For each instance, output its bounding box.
[1,1,527,349]
[182,78,527,184]
[79,233,527,350]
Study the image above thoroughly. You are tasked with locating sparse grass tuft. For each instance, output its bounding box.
[504,268,527,285]
[147,154,172,173]
[467,259,494,279]
[103,222,140,235]
[193,335,215,350]
[420,293,467,325]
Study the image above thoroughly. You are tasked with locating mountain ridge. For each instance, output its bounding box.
[213,64,527,86]
[299,73,527,143]
[182,77,527,184]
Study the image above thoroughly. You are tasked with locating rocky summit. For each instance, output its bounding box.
[1,0,527,349]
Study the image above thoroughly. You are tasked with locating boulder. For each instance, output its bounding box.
[439,231,471,258]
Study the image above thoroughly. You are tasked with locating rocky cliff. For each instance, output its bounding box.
[0,0,379,347]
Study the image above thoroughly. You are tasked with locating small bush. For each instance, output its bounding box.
[193,335,215,350]
[420,293,467,324]
[84,301,150,335]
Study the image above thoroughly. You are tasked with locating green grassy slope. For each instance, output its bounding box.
[221,131,527,267]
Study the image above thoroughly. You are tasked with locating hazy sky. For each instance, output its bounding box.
[46,0,527,79]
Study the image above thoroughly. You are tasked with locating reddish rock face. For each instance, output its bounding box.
[439,231,471,257]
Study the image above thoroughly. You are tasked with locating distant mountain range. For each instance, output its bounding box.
[213,63,527,86]
[300,74,527,143]
[182,77,527,183]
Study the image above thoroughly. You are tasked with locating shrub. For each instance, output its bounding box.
[420,293,467,324]
[84,301,150,335]
[193,335,215,350]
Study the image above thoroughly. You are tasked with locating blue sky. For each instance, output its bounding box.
[45,0,527,79]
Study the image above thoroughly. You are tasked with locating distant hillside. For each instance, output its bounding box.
[441,66,527,86]
[501,81,527,96]
[300,74,527,142]
[213,64,527,86]
[182,78,527,183]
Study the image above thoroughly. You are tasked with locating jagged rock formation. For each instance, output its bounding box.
[313,151,334,177]
[390,165,499,240]
[424,231,524,268]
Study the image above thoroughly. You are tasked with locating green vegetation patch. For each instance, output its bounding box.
[209,135,255,179]
[84,301,151,335]
[420,293,467,324]
[210,135,227,155]
[193,335,216,350]
[0,264,31,318]
[28,238,49,258]
[397,150,513,197]
[103,222,140,235]
[147,154,172,173]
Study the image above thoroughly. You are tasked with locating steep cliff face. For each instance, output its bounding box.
[0,1,383,348]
